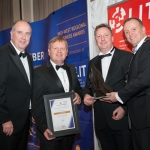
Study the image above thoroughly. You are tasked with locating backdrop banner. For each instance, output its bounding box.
[108,0,150,51]
[0,0,94,150]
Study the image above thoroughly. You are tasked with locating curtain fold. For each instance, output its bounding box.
[0,0,76,31]
[0,0,13,31]
[33,0,76,21]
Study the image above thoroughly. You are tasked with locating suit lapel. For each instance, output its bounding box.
[65,63,72,91]
[8,43,30,84]
[128,37,150,79]
[47,61,64,92]
[92,53,119,84]
[133,37,150,57]
[105,49,119,83]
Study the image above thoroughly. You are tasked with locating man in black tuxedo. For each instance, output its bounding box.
[83,24,133,150]
[0,20,33,150]
[33,36,82,150]
[103,18,150,150]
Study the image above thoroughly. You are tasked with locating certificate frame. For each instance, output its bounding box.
[43,92,80,138]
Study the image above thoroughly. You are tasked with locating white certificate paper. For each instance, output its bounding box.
[49,97,75,131]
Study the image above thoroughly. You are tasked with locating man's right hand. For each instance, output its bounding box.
[84,94,96,106]
[44,129,55,140]
[2,121,13,136]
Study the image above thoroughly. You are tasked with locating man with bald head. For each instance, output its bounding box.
[0,20,33,150]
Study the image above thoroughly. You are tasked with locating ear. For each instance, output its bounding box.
[142,26,146,35]
[48,49,50,56]
[112,35,114,43]
[66,49,68,56]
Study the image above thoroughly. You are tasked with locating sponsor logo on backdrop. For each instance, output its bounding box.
[108,0,150,51]
[75,64,87,88]
[109,7,126,33]
[76,65,86,77]
[109,1,150,32]
[31,52,44,61]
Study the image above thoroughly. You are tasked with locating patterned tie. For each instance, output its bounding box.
[132,45,137,54]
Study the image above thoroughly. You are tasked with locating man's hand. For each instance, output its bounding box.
[100,92,117,103]
[2,121,13,136]
[72,91,81,105]
[84,94,96,106]
[112,106,125,120]
[44,129,55,140]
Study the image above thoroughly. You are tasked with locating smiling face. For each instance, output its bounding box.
[10,21,32,52]
[95,27,114,54]
[48,41,68,65]
[123,19,146,47]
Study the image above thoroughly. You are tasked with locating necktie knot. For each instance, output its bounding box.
[19,52,27,58]
[99,53,111,59]
[56,65,66,70]
[99,47,115,59]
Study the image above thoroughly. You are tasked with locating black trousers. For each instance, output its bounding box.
[95,125,133,150]
[131,125,150,150]
[40,134,75,150]
[0,110,31,150]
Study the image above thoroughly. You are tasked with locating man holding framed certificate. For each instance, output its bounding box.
[33,36,82,150]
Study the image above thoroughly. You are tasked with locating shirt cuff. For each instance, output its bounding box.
[115,92,124,104]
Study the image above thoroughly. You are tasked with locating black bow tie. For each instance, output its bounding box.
[56,65,66,70]
[99,47,115,59]
[19,52,27,58]
[99,53,111,59]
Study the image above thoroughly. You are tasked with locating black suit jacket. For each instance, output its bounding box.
[118,38,150,129]
[0,42,33,135]
[83,48,133,130]
[33,61,82,140]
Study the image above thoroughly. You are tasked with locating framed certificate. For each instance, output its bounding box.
[43,92,80,137]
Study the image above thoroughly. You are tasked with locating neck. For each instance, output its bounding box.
[100,46,114,54]
[50,59,64,66]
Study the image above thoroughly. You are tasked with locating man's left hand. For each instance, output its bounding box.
[72,91,81,105]
[112,106,125,120]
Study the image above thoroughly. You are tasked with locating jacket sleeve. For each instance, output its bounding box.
[0,50,11,124]
[32,71,48,134]
[119,45,150,103]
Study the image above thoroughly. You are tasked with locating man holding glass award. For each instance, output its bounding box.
[33,36,82,150]
[83,24,133,150]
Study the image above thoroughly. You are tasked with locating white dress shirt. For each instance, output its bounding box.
[99,47,115,81]
[10,41,31,109]
[50,60,69,92]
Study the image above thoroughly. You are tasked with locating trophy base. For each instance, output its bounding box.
[91,95,109,100]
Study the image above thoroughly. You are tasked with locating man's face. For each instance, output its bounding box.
[95,27,114,53]
[124,19,146,47]
[48,41,68,65]
[10,21,31,52]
